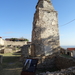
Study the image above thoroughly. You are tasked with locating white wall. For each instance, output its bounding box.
[73,50,75,57]
[0,38,4,45]
[71,52,73,57]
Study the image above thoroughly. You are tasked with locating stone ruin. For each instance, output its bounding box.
[32,0,60,57]
[21,0,60,60]
[20,0,75,75]
[31,0,75,75]
[36,55,75,75]
[0,45,21,54]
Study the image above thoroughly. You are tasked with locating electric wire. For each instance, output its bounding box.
[59,19,75,27]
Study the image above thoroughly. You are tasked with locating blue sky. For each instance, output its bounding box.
[0,0,75,46]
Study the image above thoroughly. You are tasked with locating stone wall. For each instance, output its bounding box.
[56,55,75,70]
[38,55,75,70]
[0,45,21,54]
[21,54,75,75]
[36,55,75,75]
[36,66,75,75]
[21,45,30,57]
[4,41,27,46]
[4,49,12,53]
[20,45,31,61]
[37,55,56,69]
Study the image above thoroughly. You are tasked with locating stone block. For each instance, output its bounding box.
[4,49,12,53]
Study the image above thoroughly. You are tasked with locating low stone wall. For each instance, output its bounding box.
[20,45,31,61]
[4,41,27,46]
[37,55,56,69]
[22,54,75,70]
[36,55,75,74]
[0,48,12,54]
[21,55,75,75]
[56,55,75,69]
[36,66,75,75]
[4,49,12,53]
[21,45,30,57]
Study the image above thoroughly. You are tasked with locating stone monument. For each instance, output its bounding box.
[32,0,60,56]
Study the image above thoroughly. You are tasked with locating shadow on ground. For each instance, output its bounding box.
[0,55,23,75]
[12,51,21,55]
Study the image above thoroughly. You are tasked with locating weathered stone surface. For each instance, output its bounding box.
[20,45,30,61]
[37,55,56,69]
[0,55,3,64]
[32,0,60,56]
[5,49,12,53]
[20,45,32,61]
[4,41,27,46]
[37,66,75,75]
[31,44,35,56]
[55,55,75,70]
[21,45,30,57]
[0,48,12,54]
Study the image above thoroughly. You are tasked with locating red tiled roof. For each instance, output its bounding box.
[67,48,75,51]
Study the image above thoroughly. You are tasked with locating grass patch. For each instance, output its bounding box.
[0,52,22,68]
[0,52,23,75]
[61,54,71,58]
[0,52,21,57]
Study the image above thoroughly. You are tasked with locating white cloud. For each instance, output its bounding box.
[4,32,15,34]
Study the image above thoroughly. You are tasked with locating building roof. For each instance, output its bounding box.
[67,48,75,51]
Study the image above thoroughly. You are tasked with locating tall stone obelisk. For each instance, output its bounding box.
[32,0,60,56]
